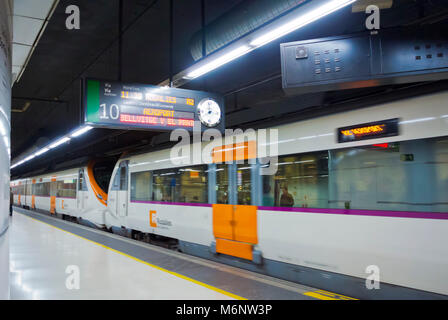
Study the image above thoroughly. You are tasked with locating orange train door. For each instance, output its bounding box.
[213,204,258,261]
[50,177,57,214]
[211,141,260,262]
[31,179,36,209]
[50,196,56,214]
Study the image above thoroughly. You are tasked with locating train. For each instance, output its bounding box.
[11,91,448,300]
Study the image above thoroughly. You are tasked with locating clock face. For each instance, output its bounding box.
[197,99,221,127]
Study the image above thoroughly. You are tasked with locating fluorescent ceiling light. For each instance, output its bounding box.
[34,148,50,156]
[71,126,93,138]
[49,137,70,149]
[250,0,357,47]
[24,155,35,162]
[186,45,251,79]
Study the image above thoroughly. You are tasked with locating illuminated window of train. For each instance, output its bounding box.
[216,164,229,204]
[152,165,208,204]
[263,152,329,208]
[26,183,32,196]
[237,164,252,205]
[131,171,152,202]
[261,136,448,213]
[50,181,57,197]
[34,182,51,197]
[328,137,448,213]
[56,179,77,198]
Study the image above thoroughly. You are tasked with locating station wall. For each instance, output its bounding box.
[0,0,13,300]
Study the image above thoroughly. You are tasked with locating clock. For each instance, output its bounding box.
[197,98,222,127]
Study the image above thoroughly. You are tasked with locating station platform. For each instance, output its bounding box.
[9,207,357,300]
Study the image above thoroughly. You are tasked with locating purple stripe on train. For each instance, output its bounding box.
[131,200,212,208]
[260,206,448,220]
[130,200,448,220]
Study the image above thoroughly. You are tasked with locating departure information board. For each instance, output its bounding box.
[337,118,400,143]
[84,79,225,132]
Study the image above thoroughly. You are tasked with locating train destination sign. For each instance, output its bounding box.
[84,79,225,132]
[337,118,400,143]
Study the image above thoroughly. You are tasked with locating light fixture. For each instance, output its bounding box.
[11,125,96,170]
[186,45,251,79]
[23,155,36,162]
[34,148,50,157]
[176,0,356,82]
[250,0,357,47]
[48,137,70,149]
[71,126,93,138]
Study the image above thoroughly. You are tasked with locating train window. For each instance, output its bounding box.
[93,160,116,193]
[50,181,57,197]
[152,165,208,204]
[216,164,229,204]
[328,137,448,213]
[237,164,252,205]
[263,152,329,208]
[111,170,120,190]
[262,136,448,213]
[26,183,32,196]
[119,167,127,191]
[56,179,77,198]
[78,169,88,191]
[34,182,51,197]
[130,171,152,202]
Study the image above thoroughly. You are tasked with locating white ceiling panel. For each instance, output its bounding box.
[12,43,30,67]
[12,65,21,75]
[13,15,43,46]
[14,0,55,20]
[12,0,59,84]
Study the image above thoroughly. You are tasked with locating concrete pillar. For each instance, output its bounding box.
[0,0,13,300]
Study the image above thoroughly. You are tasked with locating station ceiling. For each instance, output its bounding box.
[11,0,448,178]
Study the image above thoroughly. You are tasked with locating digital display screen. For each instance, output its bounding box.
[337,118,399,143]
[84,79,224,132]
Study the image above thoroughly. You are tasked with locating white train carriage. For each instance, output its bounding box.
[11,161,112,228]
[11,91,448,299]
[104,91,448,299]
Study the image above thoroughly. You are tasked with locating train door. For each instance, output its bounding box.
[77,168,88,211]
[24,180,28,207]
[212,158,261,262]
[111,161,129,217]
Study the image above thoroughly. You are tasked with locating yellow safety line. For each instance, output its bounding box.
[21,213,246,300]
[304,292,339,300]
[305,289,358,301]
[316,289,357,300]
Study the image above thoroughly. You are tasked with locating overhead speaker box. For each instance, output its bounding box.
[281,27,448,95]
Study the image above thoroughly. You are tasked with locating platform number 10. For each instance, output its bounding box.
[100,104,120,120]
